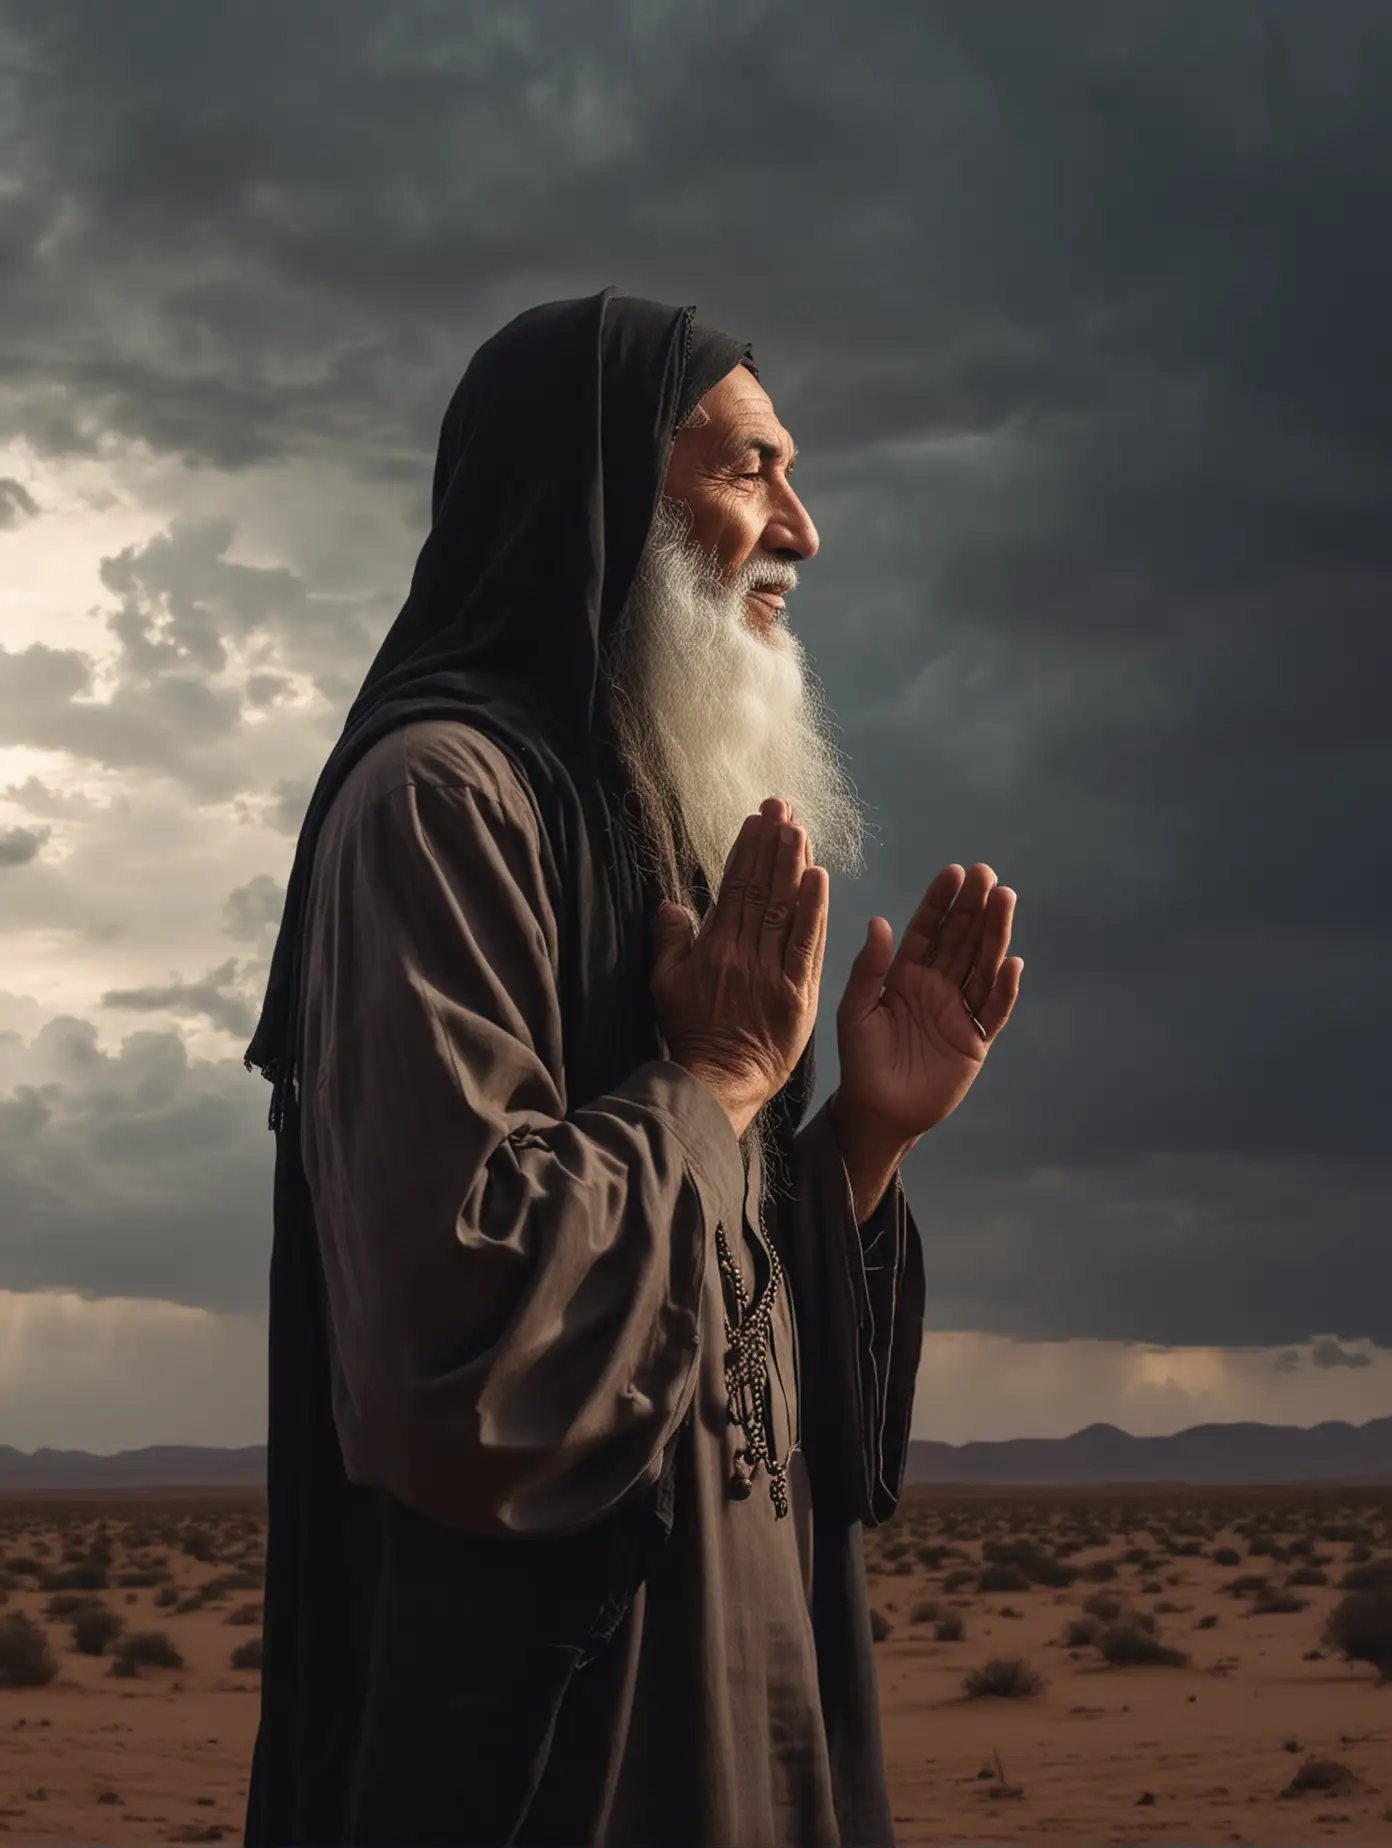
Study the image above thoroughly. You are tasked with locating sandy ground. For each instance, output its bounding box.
[1,1483,1389,1845]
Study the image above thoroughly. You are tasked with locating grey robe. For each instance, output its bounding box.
[297,718,925,1846]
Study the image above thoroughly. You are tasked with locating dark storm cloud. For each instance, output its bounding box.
[0,1,1387,1346]
[0,478,40,530]
[0,1017,269,1313]
[101,959,258,1039]
[1310,1338,1374,1371]
[0,824,50,867]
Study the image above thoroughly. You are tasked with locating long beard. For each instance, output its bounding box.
[602,495,866,916]
[601,494,868,1184]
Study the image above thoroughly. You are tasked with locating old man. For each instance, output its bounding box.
[243,286,1021,1847]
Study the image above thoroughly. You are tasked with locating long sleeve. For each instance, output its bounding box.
[296,722,747,1542]
[768,1100,925,1528]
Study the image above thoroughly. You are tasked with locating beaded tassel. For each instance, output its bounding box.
[716,1213,791,1520]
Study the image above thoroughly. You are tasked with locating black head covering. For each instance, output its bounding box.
[242,286,816,1846]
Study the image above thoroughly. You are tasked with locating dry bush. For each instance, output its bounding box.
[226,1601,263,1626]
[1322,1590,1392,1683]
[1339,1559,1392,1593]
[977,1564,1030,1594]
[110,1629,185,1678]
[908,1599,941,1624]
[230,1635,263,1672]
[0,1611,57,1687]
[1096,1620,1188,1667]
[1081,1558,1117,1582]
[935,1614,964,1642]
[963,1657,1043,1699]
[1286,1566,1328,1587]
[1081,1591,1124,1623]
[1211,1547,1241,1567]
[1280,1757,1360,1798]
[45,1591,101,1621]
[1223,1574,1270,1598]
[942,1568,974,1593]
[71,1605,125,1656]
[869,1608,893,1643]
[1250,1589,1309,1615]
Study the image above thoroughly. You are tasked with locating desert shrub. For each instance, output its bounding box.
[1140,1578,1163,1594]
[1339,1559,1392,1593]
[226,1601,263,1626]
[977,1564,1030,1594]
[1347,1543,1374,1564]
[1286,1566,1328,1587]
[116,1569,163,1588]
[1062,1617,1098,1648]
[0,1611,57,1687]
[962,1657,1043,1699]
[1211,1547,1241,1567]
[935,1614,964,1642]
[1250,1589,1308,1615]
[110,1629,184,1677]
[230,1635,263,1672]
[1195,1613,1219,1629]
[869,1608,893,1643]
[1096,1621,1188,1667]
[1025,1555,1077,1589]
[1171,1540,1204,1557]
[1082,1591,1123,1623]
[908,1599,941,1625]
[180,1526,217,1563]
[1081,1558,1117,1582]
[44,1591,101,1622]
[942,1569,974,1593]
[1281,1757,1359,1796]
[4,1555,44,1577]
[40,1562,108,1591]
[199,1570,262,1600]
[155,1584,179,1609]
[71,1605,125,1656]
[1223,1574,1270,1598]
[1322,1590,1392,1682]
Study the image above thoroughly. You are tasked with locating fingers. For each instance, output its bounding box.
[885,866,965,983]
[756,817,806,965]
[737,799,791,949]
[710,808,774,937]
[963,884,1017,1015]
[974,955,1024,1040]
[785,861,828,985]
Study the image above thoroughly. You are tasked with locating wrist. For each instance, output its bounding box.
[828,1088,916,1171]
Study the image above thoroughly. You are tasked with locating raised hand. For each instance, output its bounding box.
[835,863,1022,1143]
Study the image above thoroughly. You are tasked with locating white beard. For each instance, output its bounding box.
[602,494,867,919]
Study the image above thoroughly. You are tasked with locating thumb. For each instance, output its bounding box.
[838,916,894,1024]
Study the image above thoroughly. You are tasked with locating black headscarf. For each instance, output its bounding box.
[242,286,816,1846]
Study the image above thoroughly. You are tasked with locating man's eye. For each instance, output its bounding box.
[737,471,762,481]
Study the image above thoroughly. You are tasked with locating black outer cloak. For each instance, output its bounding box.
[242,286,896,1847]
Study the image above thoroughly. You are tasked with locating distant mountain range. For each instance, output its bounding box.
[902,1418,1392,1485]
[2,1418,1390,1490]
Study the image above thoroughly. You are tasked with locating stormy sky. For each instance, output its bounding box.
[2,0,1389,1451]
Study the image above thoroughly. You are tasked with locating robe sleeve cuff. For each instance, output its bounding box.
[791,1101,926,1526]
[617,1058,747,1233]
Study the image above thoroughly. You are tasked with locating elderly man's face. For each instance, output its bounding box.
[662,368,819,641]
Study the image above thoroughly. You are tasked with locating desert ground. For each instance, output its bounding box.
[1,1483,1389,1845]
